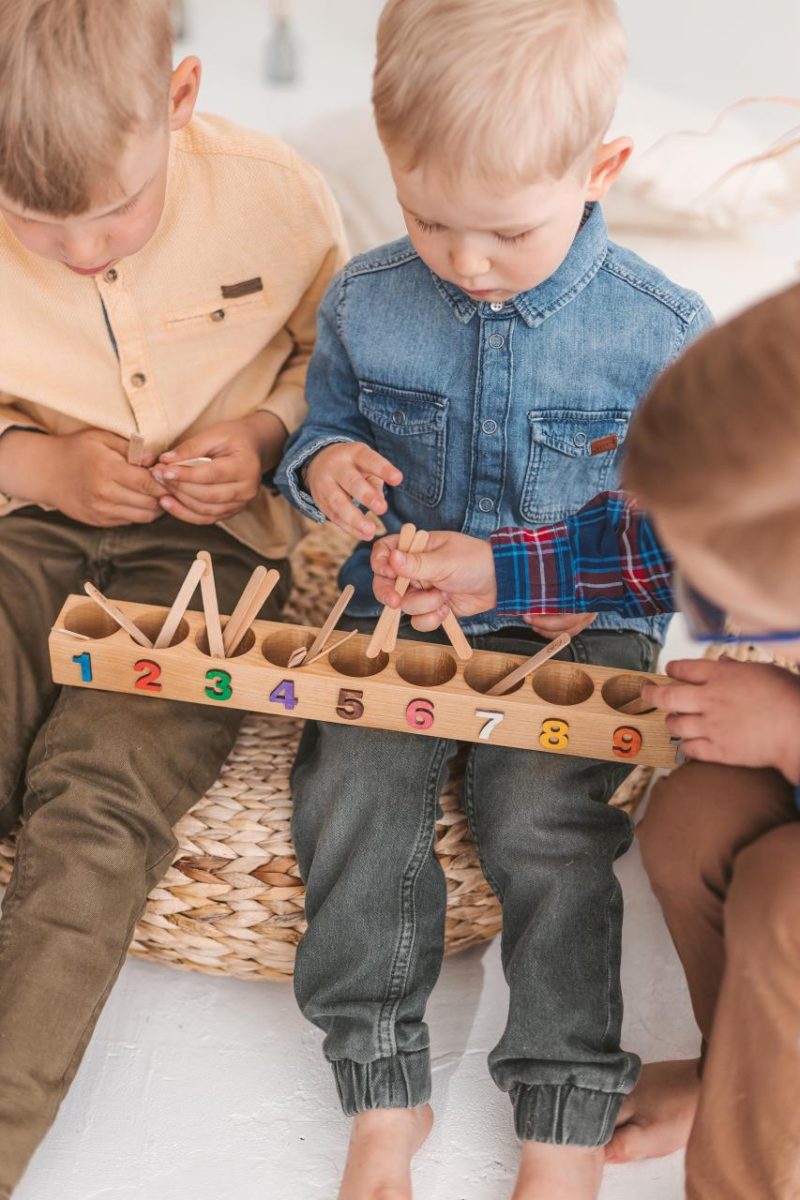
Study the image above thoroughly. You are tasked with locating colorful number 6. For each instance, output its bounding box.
[406,698,435,731]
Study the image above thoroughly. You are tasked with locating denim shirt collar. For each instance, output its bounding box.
[431,202,608,329]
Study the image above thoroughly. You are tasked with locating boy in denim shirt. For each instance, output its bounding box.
[277,1,711,1195]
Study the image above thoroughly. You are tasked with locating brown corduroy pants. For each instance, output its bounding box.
[0,508,288,1196]
[639,761,800,1200]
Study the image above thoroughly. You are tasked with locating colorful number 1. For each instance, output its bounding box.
[72,652,92,683]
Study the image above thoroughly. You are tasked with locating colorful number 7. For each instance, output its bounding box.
[475,709,505,741]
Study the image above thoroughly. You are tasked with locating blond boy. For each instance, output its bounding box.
[276,1,711,1197]
[0,1,345,1191]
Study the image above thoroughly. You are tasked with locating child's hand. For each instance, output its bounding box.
[643,656,800,782]
[43,429,166,526]
[304,442,403,540]
[372,530,497,628]
[523,613,598,640]
[154,413,285,525]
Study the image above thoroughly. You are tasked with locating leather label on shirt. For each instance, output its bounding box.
[221,276,264,299]
[590,434,619,455]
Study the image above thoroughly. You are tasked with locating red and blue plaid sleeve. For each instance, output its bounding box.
[491,491,675,617]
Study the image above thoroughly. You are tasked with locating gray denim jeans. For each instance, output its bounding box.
[291,625,659,1146]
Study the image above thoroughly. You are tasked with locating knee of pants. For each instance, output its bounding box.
[725,823,800,962]
[639,762,789,908]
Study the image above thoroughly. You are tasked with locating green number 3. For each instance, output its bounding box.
[204,669,233,702]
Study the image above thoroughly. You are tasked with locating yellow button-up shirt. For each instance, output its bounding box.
[0,113,347,558]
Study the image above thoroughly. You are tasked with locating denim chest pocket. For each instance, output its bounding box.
[358,382,448,507]
[520,408,630,523]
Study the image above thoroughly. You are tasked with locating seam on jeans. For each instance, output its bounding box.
[376,737,450,1060]
[462,749,505,901]
[0,813,32,963]
[600,817,634,1052]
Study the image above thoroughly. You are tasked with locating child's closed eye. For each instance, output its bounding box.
[493,230,531,245]
[414,218,444,235]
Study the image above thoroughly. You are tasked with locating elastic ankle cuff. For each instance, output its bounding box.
[512,1083,623,1146]
[332,1050,431,1115]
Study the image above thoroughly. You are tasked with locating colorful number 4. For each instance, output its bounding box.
[270,680,299,711]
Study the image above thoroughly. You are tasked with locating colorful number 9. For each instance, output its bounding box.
[406,698,435,731]
[612,726,642,759]
[539,718,569,751]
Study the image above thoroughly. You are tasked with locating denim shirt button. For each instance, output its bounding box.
[391,410,407,425]
[481,419,498,435]
[478,497,495,513]
[490,301,505,312]
[573,431,588,447]
[488,333,505,349]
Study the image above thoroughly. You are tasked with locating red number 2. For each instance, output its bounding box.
[135,659,162,693]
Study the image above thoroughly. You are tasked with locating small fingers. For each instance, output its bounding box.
[322,487,377,540]
[642,681,707,715]
[665,714,706,740]
[352,445,403,487]
[411,607,449,634]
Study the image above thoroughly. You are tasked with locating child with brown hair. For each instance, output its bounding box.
[376,284,800,1200]
[0,0,345,1192]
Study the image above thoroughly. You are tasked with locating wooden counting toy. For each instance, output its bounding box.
[49,556,679,770]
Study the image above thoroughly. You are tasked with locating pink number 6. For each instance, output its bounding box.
[406,698,435,731]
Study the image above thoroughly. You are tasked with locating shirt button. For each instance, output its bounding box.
[482,419,498,435]
[210,308,226,322]
[478,497,495,513]
[130,372,147,389]
[391,410,407,425]
[490,302,505,312]
[103,267,118,283]
[488,333,505,349]
[573,431,588,447]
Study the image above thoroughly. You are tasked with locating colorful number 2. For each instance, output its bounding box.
[269,680,298,711]
[539,718,569,751]
[205,669,233,702]
[135,659,162,693]
[612,726,643,759]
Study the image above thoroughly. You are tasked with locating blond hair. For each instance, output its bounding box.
[0,0,173,216]
[373,0,626,184]
[623,285,800,610]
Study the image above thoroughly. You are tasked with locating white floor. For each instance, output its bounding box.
[14,836,698,1200]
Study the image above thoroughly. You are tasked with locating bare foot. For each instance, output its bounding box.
[338,1105,433,1200]
[512,1141,604,1199]
[605,1059,700,1164]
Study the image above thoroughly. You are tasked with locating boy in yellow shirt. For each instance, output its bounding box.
[0,1,345,1191]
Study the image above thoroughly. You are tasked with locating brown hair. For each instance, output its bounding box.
[623,284,800,606]
[0,0,173,216]
[373,0,626,185]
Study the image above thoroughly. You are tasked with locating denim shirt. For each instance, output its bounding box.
[277,203,713,639]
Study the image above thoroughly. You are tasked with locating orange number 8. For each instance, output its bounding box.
[612,726,643,759]
[540,718,569,751]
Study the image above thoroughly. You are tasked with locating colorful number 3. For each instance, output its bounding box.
[539,718,569,751]
[205,669,233,702]
[612,726,642,759]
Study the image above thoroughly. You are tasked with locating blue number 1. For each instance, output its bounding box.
[72,652,93,683]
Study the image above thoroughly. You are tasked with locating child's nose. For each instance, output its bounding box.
[62,235,109,270]
[450,243,490,281]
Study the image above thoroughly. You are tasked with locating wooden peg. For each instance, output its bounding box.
[439,611,473,661]
[382,529,430,654]
[197,551,225,659]
[619,691,659,716]
[50,626,91,641]
[83,582,153,647]
[154,558,207,649]
[127,434,146,466]
[173,456,213,468]
[223,568,282,657]
[366,523,417,658]
[304,629,358,667]
[486,630,573,697]
[288,584,355,669]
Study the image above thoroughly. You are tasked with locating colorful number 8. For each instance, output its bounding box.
[539,718,569,751]
[612,726,643,759]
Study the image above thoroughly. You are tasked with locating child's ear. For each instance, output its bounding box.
[169,56,202,133]
[586,136,633,201]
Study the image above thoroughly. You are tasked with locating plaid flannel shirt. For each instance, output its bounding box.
[491,491,676,617]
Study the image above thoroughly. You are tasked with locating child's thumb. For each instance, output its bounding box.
[391,548,440,583]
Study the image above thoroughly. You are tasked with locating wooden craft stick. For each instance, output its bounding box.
[50,627,91,641]
[440,610,473,661]
[197,552,225,659]
[223,567,268,654]
[173,456,213,467]
[304,629,358,667]
[366,523,417,658]
[619,691,660,716]
[383,529,430,654]
[83,582,153,648]
[486,630,573,697]
[223,568,282,657]
[154,558,208,649]
[127,434,146,466]
[288,584,356,669]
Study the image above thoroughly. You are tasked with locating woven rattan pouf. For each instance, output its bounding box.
[0,523,651,981]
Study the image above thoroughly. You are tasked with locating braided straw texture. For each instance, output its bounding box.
[0,523,650,981]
